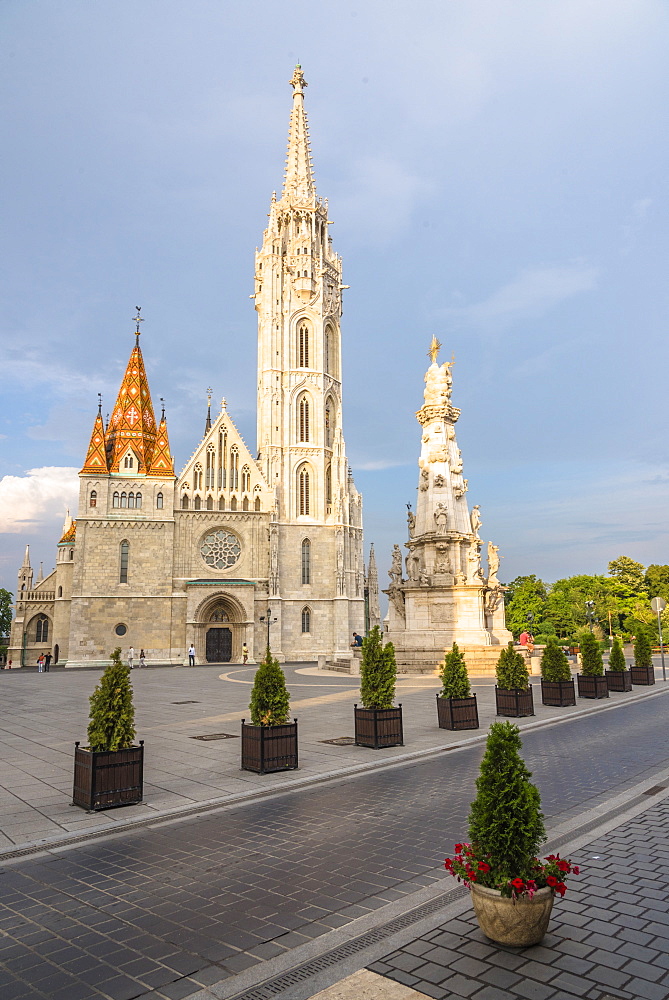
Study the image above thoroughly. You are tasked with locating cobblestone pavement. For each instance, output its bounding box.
[0,660,662,851]
[0,691,668,1000]
[370,796,669,1000]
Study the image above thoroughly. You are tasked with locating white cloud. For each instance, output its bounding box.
[0,467,79,533]
[442,263,600,333]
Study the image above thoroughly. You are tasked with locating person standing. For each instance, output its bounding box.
[37,654,44,673]
[242,643,249,664]
[128,646,135,669]
[139,649,146,668]
[188,643,196,667]
[44,651,52,672]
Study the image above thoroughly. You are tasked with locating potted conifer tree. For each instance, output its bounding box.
[436,643,479,730]
[540,637,575,707]
[495,642,534,717]
[445,722,579,946]
[576,631,609,699]
[606,637,632,692]
[355,626,403,748]
[241,647,297,773]
[631,632,655,686]
[72,647,144,811]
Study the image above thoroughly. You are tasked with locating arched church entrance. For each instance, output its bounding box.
[195,597,246,663]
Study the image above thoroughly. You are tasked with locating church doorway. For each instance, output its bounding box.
[206,627,232,663]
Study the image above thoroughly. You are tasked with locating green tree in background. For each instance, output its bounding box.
[644,564,669,603]
[0,588,13,639]
[608,556,647,594]
[504,575,549,637]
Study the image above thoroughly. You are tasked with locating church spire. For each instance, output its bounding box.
[147,398,175,478]
[106,312,160,474]
[282,65,315,202]
[80,394,109,475]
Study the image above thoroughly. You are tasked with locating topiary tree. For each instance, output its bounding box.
[360,626,397,709]
[496,642,529,691]
[468,722,546,886]
[87,647,136,752]
[439,643,471,700]
[540,637,571,682]
[634,631,652,670]
[249,647,290,726]
[579,631,603,676]
[608,638,626,673]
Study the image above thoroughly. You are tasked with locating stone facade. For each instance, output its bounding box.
[384,340,512,674]
[8,67,364,668]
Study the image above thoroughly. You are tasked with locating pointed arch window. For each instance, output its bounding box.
[135,492,142,509]
[242,496,249,511]
[181,494,190,509]
[218,430,227,489]
[206,495,213,510]
[241,465,251,493]
[298,322,310,368]
[325,464,332,506]
[119,540,129,584]
[194,496,202,510]
[254,496,261,511]
[35,615,49,642]
[301,607,311,634]
[230,496,237,511]
[325,405,331,447]
[112,492,120,508]
[128,492,135,509]
[298,395,310,443]
[230,447,239,490]
[218,496,225,510]
[123,453,134,470]
[206,445,215,490]
[156,492,164,509]
[120,492,128,508]
[301,539,311,585]
[89,490,97,508]
[193,464,203,491]
[298,465,310,516]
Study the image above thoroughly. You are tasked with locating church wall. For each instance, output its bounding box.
[68,596,176,665]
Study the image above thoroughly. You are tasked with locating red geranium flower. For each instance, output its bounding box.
[455,843,463,852]
[478,862,491,873]
[572,866,580,875]
[554,882,567,896]
[510,877,525,891]
[546,875,558,887]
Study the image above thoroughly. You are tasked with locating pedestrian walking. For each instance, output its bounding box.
[242,642,249,664]
[188,643,196,667]
[37,654,44,673]
[139,649,146,668]
[128,646,134,669]
[44,651,52,672]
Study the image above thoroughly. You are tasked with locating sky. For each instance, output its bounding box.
[1,0,668,600]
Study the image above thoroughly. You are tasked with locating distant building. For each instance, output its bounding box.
[8,67,365,667]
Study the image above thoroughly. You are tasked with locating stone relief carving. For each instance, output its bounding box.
[418,568,429,585]
[453,478,469,499]
[406,550,420,582]
[428,445,449,464]
[433,474,445,487]
[389,544,403,585]
[419,468,429,491]
[423,359,453,406]
[388,585,406,620]
[487,541,500,587]
[433,503,448,535]
[451,450,463,474]
[435,543,451,575]
[407,510,416,538]
[470,504,482,538]
[484,586,505,615]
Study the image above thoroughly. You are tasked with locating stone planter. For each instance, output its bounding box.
[577,674,609,699]
[631,665,655,686]
[436,694,479,731]
[540,678,576,707]
[72,742,144,811]
[470,883,554,947]
[354,705,404,749]
[241,720,298,774]
[495,686,534,718]
[605,669,633,693]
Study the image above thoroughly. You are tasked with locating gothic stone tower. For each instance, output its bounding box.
[385,340,511,674]
[254,66,364,659]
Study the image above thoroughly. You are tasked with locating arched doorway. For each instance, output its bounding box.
[205,604,233,663]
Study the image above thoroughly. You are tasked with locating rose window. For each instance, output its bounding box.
[200,529,241,570]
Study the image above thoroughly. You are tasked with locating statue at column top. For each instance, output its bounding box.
[423,338,454,406]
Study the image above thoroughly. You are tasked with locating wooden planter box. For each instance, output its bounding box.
[495,686,534,718]
[541,678,576,707]
[240,720,298,774]
[72,741,144,811]
[630,665,655,686]
[354,705,404,749]
[605,669,633,693]
[577,674,609,699]
[436,694,479,731]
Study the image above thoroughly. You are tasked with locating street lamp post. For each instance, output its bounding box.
[259,607,278,650]
[585,601,596,632]
[650,596,667,682]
